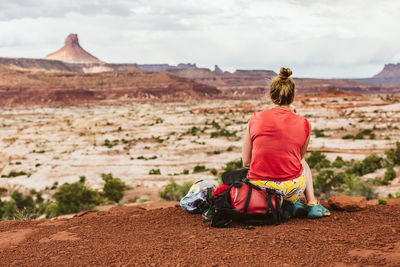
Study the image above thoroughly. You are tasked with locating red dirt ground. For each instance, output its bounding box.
[0,200,399,267]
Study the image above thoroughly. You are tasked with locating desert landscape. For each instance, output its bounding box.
[1,93,400,203]
[0,28,400,266]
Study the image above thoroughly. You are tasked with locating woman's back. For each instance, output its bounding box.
[248,108,310,181]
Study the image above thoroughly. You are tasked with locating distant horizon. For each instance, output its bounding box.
[0,53,393,80]
[0,0,399,78]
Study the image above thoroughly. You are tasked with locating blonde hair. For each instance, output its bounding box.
[269,67,295,105]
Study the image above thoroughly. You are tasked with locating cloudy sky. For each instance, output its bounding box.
[0,0,399,78]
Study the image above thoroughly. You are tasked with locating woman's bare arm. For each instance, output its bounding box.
[300,123,311,159]
[242,124,252,167]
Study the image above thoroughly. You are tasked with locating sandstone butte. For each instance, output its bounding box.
[45,33,102,64]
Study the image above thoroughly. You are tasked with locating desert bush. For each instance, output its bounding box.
[345,154,382,176]
[342,134,354,139]
[152,136,164,143]
[332,156,345,168]
[101,173,127,203]
[184,126,199,136]
[354,129,375,140]
[210,168,218,175]
[193,165,207,173]
[313,129,327,137]
[47,177,101,217]
[149,169,161,175]
[104,139,119,148]
[385,141,400,165]
[224,159,243,172]
[11,191,35,210]
[210,128,237,138]
[376,166,397,186]
[1,171,28,178]
[0,190,48,220]
[378,198,387,205]
[306,151,330,170]
[384,166,396,181]
[158,178,192,201]
[313,170,345,197]
[343,174,376,199]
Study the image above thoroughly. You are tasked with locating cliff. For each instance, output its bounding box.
[0,68,220,107]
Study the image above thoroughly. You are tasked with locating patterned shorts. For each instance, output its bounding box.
[249,171,307,203]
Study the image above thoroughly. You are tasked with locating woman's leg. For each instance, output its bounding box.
[301,159,317,205]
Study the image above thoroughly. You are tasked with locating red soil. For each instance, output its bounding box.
[0,200,399,266]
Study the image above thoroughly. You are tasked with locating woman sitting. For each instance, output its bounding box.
[241,67,330,218]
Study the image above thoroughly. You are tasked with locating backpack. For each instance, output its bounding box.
[203,168,292,228]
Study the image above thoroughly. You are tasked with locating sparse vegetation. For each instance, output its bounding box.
[149,169,161,175]
[158,178,192,201]
[210,128,237,138]
[45,176,102,217]
[378,198,387,205]
[101,173,127,203]
[193,165,207,173]
[1,171,28,178]
[306,151,330,171]
[313,129,327,137]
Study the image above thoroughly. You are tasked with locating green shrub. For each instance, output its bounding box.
[396,192,400,199]
[193,165,207,173]
[343,174,376,199]
[0,190,48,220]
[313,129,327,137]
[354,129,375,140]
[306,151,330,170]
[149,169,161,175]
[224,159,243,172]
[101,173,127,203]
[346,154,382,176]
[1,171,28,178]
[384,166,396,182]
[332,156,345,168]
[210,128,237,138]
[158,178,192,201]
[11,191,35,210]
[210,168,218,175]
[185,126,199,136]
[378,198,387,205]
[342,134,354,139]
[50,179,101,217]
[313,170,345,197]
[385,142,400,165]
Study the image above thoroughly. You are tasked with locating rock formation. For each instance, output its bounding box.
[213,65,223,73]
[45,34,102,63]
[328,195,367,211]
[374,63,400,78]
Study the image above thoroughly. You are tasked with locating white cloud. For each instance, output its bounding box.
[0,0,399,77]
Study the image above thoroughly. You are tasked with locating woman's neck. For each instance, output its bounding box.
[274,104,291,111]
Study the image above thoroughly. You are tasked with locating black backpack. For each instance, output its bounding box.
[203,168,292,228]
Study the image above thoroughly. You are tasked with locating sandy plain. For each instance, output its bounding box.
[0,94,399,201]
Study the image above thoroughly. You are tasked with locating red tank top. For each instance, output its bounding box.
[247,108,310,182]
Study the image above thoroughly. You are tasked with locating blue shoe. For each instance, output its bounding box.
[307,202,331,219]
[292,200,308,218]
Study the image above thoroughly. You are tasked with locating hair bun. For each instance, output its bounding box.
[278,67,292,80]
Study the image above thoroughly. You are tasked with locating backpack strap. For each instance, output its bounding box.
[243,184,253,213]
[274,193,281,225]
